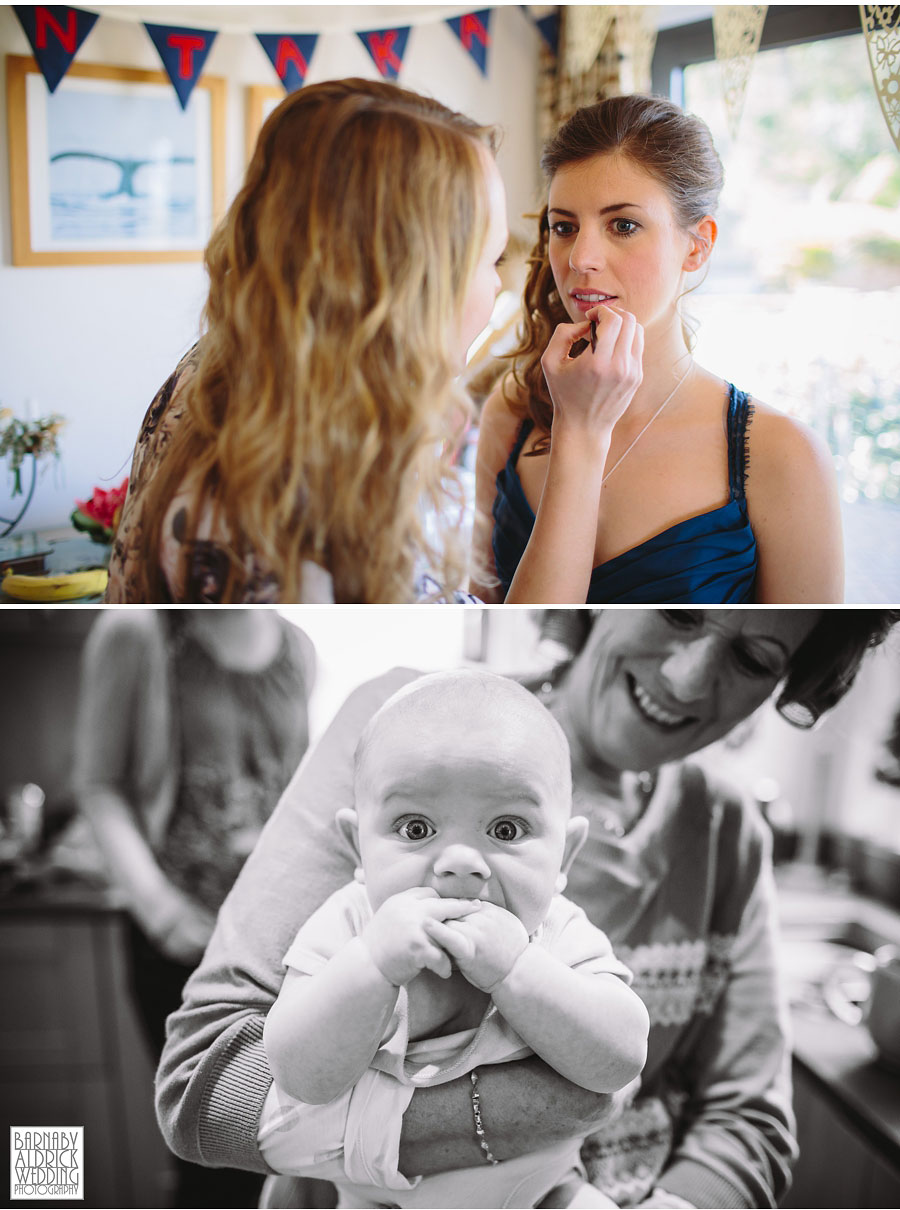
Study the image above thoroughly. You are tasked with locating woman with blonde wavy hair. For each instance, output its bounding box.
[471,93,843,605]
[106,78,508,603]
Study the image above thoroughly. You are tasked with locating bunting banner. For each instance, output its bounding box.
[534,11,560,56]
[356,27,411,79]
[256,33,318,92]
[11,5,98,93]
[860,4,900,152]
[712,5,768,139]
[144,21,218,109]
[446,11,492,76]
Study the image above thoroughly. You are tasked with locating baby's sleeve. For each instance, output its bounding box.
[259,882,376,1177]
[281,880,368,975]
[542,896,633,983]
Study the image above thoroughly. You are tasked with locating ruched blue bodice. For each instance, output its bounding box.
[492,384,758,604]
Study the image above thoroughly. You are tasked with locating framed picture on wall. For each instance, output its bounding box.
[245,83,284,164]
[6,55,225,266]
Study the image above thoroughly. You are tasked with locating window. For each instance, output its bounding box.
[655,7,900,603]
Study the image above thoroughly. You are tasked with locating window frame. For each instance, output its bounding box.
[651,4,864,102]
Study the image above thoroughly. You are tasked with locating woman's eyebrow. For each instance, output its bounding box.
[548,203,644,217]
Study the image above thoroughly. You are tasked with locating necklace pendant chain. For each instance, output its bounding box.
[601,361,694,487]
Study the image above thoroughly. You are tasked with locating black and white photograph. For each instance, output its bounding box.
[2,607,900,1209]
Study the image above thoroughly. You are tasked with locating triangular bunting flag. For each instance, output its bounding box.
[446,10,492,76]
[256,33,318,92]
[861,5,900,152]
[144,21,217,109]
[712,5,767,140]
[535,12,560,56]
[12,5,98,93]
[357,27,411,79]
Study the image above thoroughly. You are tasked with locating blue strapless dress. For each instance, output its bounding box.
[492,384,758,604]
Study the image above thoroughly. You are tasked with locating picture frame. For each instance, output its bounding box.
[6,55,226,266]
[245,83,284,165]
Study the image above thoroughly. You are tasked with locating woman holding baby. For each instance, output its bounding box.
[156,608,897,1208]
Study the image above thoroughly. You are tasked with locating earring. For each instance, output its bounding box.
[353,867,366,884]
[555,872,568,894]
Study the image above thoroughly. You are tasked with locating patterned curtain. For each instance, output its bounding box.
[537,6,660,143]
[538,7,623,144]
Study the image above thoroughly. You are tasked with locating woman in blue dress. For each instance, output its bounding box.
[471,95,843,604]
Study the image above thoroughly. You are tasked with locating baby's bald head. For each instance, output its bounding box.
[354,669,572,812]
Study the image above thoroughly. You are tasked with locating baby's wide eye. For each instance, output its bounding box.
[397,817,434,841]
[489,818,527,842]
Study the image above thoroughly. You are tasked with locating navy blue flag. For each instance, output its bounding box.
[256,33,318,92]
[535,11,560,56]
[144,22,217,109]
[12,5,98,92]
[356,27,411,80]
[446,10,492,76]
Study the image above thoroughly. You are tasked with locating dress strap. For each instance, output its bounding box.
[726,384,754,504]
[508,418,534,466]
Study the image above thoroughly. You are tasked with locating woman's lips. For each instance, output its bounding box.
[571,292,617,313]
[626,673,695,730]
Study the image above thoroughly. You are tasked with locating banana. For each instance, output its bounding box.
[2,568,108,601]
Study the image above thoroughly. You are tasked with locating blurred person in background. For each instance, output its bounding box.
[73,609,314,1207]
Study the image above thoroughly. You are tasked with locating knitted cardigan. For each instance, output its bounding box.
[156,669,796,1209]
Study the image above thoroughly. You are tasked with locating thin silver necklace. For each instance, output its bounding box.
[601,361,694,486]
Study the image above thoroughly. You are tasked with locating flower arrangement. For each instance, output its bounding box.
[71,478,129,544]
[0,409,65,496]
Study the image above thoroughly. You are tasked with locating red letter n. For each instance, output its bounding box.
[35,6,77,52]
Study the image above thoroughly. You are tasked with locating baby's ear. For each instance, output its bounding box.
[335,807,361,864]
[561,814,589,875]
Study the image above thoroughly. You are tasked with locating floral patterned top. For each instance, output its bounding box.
[104,346,334,604]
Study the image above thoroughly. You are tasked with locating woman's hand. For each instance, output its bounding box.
[504,305,643,603]
[398,1058,640,1177]
[540,305,643,446]
[151,886,218,965]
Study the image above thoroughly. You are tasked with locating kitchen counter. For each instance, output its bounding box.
[0,868,122,915]
[0,865,173,1207]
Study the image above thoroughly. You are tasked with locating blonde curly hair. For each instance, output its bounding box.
[137,78,499,602]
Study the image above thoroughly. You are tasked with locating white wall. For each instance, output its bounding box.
[0,4,540,530]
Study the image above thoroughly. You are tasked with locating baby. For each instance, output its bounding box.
[260,669,649,1209]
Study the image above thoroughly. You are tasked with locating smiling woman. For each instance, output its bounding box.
[471,94,844,605]
[557,609,819,775]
